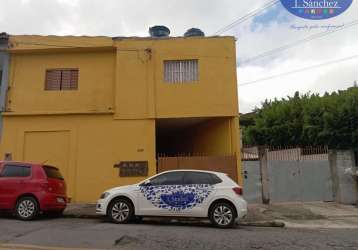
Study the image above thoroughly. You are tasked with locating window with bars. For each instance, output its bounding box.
[45,69,79,91]
[164,60,198,83]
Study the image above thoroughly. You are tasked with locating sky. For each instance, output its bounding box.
[0,0,357,113]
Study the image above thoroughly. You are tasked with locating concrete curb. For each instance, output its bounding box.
[239,221,285,228]
[62,214,100,219]
[63,213,286,228]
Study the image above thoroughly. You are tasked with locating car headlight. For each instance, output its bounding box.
[100,192,110,199]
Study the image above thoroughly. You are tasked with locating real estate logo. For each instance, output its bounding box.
[280,0,353,20]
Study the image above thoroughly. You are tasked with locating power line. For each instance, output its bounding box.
[239,54,358,86]
[241,19,358,65]
[213,0,280,35]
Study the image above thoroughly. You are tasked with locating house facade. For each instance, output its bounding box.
[0,33,241,202]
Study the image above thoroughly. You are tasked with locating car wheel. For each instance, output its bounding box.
[108,198,134,224]
[209,202,236,228]
[15,197,39,221]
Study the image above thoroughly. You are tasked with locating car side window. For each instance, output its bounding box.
[184,172,221,185]
[210,174,223,184]
[0,165,31,178]
[150,172,185,185]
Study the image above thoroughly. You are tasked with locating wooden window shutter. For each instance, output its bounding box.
[45,70,62,90]
[61,69,78,90]
[45,69,79,91]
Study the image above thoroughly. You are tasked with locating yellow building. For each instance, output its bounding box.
[0,31,241,202]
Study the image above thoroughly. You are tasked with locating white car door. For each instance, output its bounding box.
[181,171,218,217]
[136,171,186,216]
[136,171,218,217]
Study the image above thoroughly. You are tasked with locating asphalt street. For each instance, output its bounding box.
[1,216,358,250]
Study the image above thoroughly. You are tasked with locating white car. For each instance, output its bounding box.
[96,170,247,228]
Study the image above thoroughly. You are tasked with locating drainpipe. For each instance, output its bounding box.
[0,32,10,140]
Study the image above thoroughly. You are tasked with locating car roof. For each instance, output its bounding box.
[0,161,41,166]
[159,169,225,176]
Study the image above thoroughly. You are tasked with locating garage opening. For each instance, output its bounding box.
[155,117,238,180]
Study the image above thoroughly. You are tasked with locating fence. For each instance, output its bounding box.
[157,154,238,181]
[242,145,329,161]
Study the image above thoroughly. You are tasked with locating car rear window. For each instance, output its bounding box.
[43,166,64,180]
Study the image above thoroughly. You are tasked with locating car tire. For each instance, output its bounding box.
[108,198,134,224]
[133,216,143,224]
[209,202,236,228]
[15,196,39,221]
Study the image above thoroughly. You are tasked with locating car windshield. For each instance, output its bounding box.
[43,165,64,180]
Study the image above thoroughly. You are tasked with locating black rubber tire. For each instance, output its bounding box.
[209,202,236,228]
[132,216,143,224]
[15,196,39,221]
[107,198,134,224]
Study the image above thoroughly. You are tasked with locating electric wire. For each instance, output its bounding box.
[213,0,280,35]
[239,54,358,86]
[241,19,358,65]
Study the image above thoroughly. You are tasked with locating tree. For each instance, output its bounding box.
[242,86,358,149]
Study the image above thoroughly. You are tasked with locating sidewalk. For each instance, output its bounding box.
[243,202,358,229]
[63,201,358,229]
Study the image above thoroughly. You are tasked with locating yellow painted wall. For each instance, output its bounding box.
[183,117,242,184]
[0,115,156,202]
[7,51,115,114]
[113,37,238,119]
[7,36,238,119]
[0,35,242,201]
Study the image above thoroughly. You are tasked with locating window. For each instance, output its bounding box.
[183,172,222,185]
[164,60,198,83]
[43,165,64,180]
[150,172,185,185]
[45,69,78,90]
[0,165,31,177]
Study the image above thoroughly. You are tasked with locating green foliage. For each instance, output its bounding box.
[243,86,358,149]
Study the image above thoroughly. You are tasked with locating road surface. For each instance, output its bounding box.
[1,216,358,250]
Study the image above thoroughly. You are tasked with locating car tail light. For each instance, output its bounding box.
[233,187,243,196]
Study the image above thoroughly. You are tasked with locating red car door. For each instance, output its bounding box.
[0,164,32,209]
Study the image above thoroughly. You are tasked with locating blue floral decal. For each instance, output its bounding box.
[140,184,213,211]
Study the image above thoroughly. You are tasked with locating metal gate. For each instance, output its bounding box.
[242,161,262,203]
[268,160,334,202]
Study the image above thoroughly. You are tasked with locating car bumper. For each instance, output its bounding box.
[96,199,107,215]
[40,194,67,211]
[234,198,248,220]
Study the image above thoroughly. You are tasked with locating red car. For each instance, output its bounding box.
[0,161,67,220]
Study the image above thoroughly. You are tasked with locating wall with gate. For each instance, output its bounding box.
[158,155,238,182]
[242,146,339,204]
